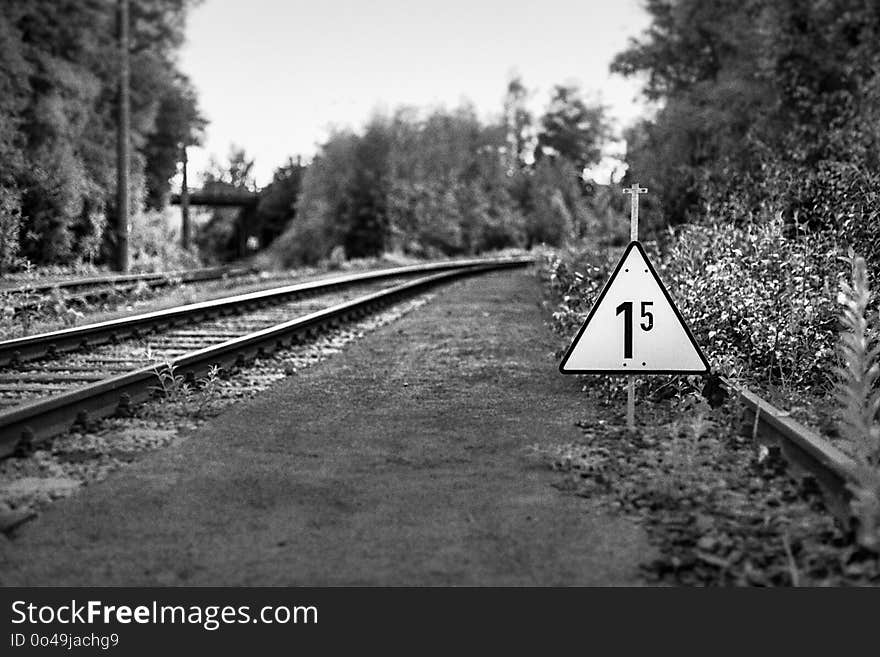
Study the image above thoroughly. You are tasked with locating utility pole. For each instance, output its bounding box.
[115,0,130,272]
[180,145,191,250]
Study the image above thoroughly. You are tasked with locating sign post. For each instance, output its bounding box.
[623,184,647,430]
[559,183,709,431]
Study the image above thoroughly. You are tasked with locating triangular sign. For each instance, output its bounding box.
[559,241,709,375]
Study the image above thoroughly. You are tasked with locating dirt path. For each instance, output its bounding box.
[0,270,654,585]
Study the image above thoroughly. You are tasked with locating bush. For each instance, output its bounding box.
[659,215,845,386]
[524,159,586,248]
[833,254,880,552]
[0,186,22,272]
[129,208,202,272]
[546,212,849,389]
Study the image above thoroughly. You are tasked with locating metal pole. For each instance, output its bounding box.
[629,188,639,242]
[623,183,646,432]
[627,211,637,432]
[115,0,130,272]
[181,145,190,250]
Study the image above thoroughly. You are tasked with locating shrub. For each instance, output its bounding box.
[129,208,202,271]
[834,254,880,552]
[0,186,22,272]
[524,158,585,248]
[659,215,845,386]
[545,212,848,389]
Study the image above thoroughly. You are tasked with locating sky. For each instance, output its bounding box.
[178,0,652,187]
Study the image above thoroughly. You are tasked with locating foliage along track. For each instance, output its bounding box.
[533,381,879,586]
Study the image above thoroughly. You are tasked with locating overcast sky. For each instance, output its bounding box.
[178,0,651,186]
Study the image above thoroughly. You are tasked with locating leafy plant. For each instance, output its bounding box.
[0,186,23,273]
[545,212,847,390]
[151,363,222,419]
[833,254,880,551]
[13,259,42,335]
[0,1,204,267]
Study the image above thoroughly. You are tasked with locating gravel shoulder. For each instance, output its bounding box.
[0,270,654,586]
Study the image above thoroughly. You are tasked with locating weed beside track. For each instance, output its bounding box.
[529,392,878,585]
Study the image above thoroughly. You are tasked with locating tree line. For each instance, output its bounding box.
[0,0,613,272]
[173,81,615,267]
[265,81,613,267]
[10,1,869,274]
[0,0,204,271]
[614,0,880,264]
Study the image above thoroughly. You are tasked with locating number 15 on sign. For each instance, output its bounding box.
[615,301,653,359]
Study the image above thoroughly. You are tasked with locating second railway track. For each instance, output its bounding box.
[1,265,259,315]
[0,257,532,458]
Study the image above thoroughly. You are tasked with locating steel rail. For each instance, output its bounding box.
[0,258,531,458]
[0,257,531,367]
[721,377,859,522]
[1,265,257,298]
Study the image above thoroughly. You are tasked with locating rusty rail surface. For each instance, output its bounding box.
[721,377,858,522]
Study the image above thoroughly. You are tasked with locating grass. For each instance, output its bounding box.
[150,363,223,419]
[542,232,880,559]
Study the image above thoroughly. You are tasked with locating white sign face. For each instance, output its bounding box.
[559,241,709,375]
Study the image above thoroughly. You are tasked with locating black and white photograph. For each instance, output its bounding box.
[0,0,878,643]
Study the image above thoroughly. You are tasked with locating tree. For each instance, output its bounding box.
[611,0,880,254]
[255,157,305,248]
[524,158,587,247]
[342,119,391,258]
[271,131,359,266]
[0,0,205,266]
[196,147,256,262]
[270,101,528,266]
[611,0,771,225]
[143,73,205,209]
[502,76,535,172]
[536,84,610,178]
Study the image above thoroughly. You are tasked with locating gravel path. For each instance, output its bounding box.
[0,270,653,585]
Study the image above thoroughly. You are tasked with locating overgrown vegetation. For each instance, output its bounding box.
[584,0,880,552]
[834,255,880,551]
[267,80,611,267]
[545,218,841,383]
[150,363,221,418]
[558,0,880,396]
[613,0,880,268]
[545,226,880,556]
[527,391,878,585]
[0,0,205,272]
[0,1,614,272]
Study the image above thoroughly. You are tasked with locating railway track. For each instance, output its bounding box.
[0,256,532,458]
[720,378,859,525]
[0,265,258,313]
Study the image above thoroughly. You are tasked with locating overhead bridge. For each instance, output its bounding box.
[170,188,260,257]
